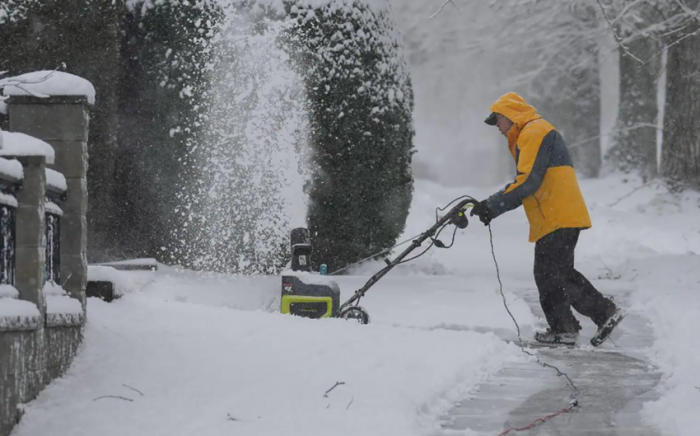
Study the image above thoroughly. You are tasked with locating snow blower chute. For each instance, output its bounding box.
[281,197,478,324]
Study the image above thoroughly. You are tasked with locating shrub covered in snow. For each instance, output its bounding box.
[0,0,36,24]
[284,0,415,272]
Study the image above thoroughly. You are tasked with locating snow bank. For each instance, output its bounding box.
[100,258,158,267]
[136,267,281,311]
[88,266,149,297]
[3,71,95,105]
[46,168,67,192]
[0,156,23,180]
[624,256,700,436]
[576,176,700,267]
[0,131,55,164]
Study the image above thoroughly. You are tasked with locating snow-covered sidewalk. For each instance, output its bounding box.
[439,282,662,435]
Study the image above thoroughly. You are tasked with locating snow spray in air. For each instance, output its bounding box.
[175,9,311,274]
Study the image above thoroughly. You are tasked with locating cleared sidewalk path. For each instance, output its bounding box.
[437,288,662,436]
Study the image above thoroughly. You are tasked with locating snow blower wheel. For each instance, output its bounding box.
[339,306,370,324]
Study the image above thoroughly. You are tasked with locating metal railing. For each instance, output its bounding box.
[0,167,20,286]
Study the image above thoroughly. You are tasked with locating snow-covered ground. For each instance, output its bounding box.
[628,256,700,436]
[11,176,700,436]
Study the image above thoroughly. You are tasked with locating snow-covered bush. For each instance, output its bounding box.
[287,0,415,272]
[0,0,36,24]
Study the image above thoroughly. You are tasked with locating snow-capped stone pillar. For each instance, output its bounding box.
[5,72,95,309]
[14,155,47,316]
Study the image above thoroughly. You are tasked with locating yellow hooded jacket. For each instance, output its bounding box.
[484,93,591,242]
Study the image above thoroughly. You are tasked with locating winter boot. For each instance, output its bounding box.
[534,329,578,346]
[590,307,625,347]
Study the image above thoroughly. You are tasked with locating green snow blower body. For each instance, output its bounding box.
[280,228,340,319]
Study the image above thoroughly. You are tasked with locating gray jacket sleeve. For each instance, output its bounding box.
[485,130,557,219]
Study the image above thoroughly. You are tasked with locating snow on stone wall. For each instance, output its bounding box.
[43,281,84,327]
[0,299,40,330]
[46,168,67,192]
[0,285,18,299]
[0,131,55,164]
[0,157,22,181]
[2,71,96,104]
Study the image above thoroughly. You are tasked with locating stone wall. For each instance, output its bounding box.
[0,93,90,436]
[0,326,82,435]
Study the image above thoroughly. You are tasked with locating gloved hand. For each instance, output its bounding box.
[449,206,470,229]
[470,201,493,226]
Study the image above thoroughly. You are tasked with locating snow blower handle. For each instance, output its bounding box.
[339,197,478,312]
[448,199,476,229]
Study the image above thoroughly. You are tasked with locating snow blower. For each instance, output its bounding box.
[280,228,341,319]
[281,197,478,324]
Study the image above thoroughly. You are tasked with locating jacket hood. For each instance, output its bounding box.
[489,92,541,128]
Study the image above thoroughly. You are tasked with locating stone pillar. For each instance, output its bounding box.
[14,156,47,315]
[8,96,89,307]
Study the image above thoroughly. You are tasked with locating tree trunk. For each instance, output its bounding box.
[567,55,602,178]
[609,36,661,180]
[530,5,602,179]
[538,54,602,178]
[662,26,700,191]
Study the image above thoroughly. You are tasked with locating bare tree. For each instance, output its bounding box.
[466,1,606,177]
[444,0,700,188]
[601,0,662,181]
[662,10,700,190]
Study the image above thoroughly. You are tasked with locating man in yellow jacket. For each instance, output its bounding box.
[471,92,624,347]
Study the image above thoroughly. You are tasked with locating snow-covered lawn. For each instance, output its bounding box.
[627,256,700,436]
[11,176,700,436]
[13,269,530,436]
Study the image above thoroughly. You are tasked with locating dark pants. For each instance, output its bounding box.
[534,228,615,333]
